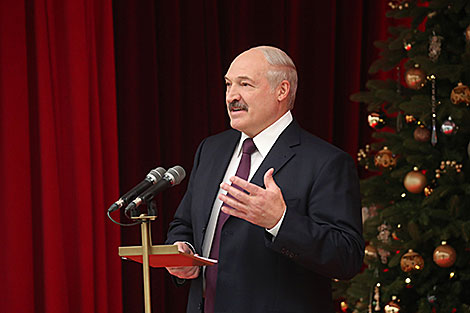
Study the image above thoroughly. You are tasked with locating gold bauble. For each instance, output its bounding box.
[433,242,457,268]
[404,170,427,194]
[374,147,397,168]
[450,82,470,105]
[400,249,424,272]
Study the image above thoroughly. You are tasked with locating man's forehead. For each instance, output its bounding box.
[225,50,268,80]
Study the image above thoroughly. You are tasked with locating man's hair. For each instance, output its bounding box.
[252,46,298,109]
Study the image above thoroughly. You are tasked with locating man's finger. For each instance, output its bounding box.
[220,182,251,203]
[229,176,261,194]
[263,168,278,189]
[218,193,248,212]
[221,204,246,220]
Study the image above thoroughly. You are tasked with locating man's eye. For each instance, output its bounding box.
[241,82,251,87]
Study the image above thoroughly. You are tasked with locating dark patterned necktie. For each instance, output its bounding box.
[204,138,256,313]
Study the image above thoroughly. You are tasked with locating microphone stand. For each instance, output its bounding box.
[130,200,157,313]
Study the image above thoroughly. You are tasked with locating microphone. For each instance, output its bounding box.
[107,167,166,213]
[124,165,186,214]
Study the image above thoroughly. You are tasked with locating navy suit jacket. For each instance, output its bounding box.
[166,120,364,313]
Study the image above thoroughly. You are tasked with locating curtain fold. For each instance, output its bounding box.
[0,1,121,312]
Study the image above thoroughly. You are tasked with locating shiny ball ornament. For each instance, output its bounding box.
[368,112,386,129]
[404,170,427,194]
[450,82,470,105]
[384,300,401,313]
[441,116,457,135]
[433,242,457,267]
[405,67,426,90]
[365,244,378,260]
[400,249,424,272]
[374,147,397,168]
[413,126,431,142]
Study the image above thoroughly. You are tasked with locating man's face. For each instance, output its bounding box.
[224,50,283,137]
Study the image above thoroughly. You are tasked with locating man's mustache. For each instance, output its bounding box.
[228,100,248,111]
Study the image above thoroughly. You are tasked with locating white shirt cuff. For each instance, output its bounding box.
[266,208,286,238]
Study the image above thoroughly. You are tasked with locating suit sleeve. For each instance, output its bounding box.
[266,152,365,280]
[165,139,205,247]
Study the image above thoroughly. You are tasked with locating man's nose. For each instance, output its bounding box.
[226,86,241,103]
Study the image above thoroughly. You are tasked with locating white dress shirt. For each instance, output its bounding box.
[201,110,293,258]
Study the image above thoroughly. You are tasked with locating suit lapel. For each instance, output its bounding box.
[250,121,301,187]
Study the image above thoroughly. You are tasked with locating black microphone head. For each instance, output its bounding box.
[147,167,166,183]
[165,165,186,185]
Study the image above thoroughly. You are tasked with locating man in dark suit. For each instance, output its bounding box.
[166,46,364,313]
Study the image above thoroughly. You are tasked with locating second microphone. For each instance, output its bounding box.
[124,165,186,214]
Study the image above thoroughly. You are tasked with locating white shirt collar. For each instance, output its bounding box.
[237,110,293,158]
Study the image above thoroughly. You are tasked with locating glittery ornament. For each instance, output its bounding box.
[430,76,438,146]
[368,112,386,129]
[450,82,470,105]
[400,249,424,272]
[405,66,426,90]
[441,116,457,135]
[377,223,392,244]
[374,147,397,168]
[433,241,457,268]
[428,34,443,62]
[372,283,381,312]
[427,286,438,307]
[362,204,378,223]
[413,126,431,142]
[404,169,427,194]
[378,248,391,264]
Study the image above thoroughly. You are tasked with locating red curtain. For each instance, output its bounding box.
[0,1,122,313]
[113,1,395,312]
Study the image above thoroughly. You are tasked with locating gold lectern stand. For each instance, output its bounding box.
[118,214,216,313]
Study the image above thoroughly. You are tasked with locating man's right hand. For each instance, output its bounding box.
[165,241,200,279]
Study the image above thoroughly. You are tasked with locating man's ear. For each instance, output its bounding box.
[277,80,290,102]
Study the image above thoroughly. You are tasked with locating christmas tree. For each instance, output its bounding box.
[335,1,470,312]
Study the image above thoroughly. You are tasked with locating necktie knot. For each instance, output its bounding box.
[242,138,256,155]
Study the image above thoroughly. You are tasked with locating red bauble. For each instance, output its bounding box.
[433,243,457,267]
[405,67,426,90]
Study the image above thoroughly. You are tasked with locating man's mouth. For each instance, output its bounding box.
[228,101,248,112]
